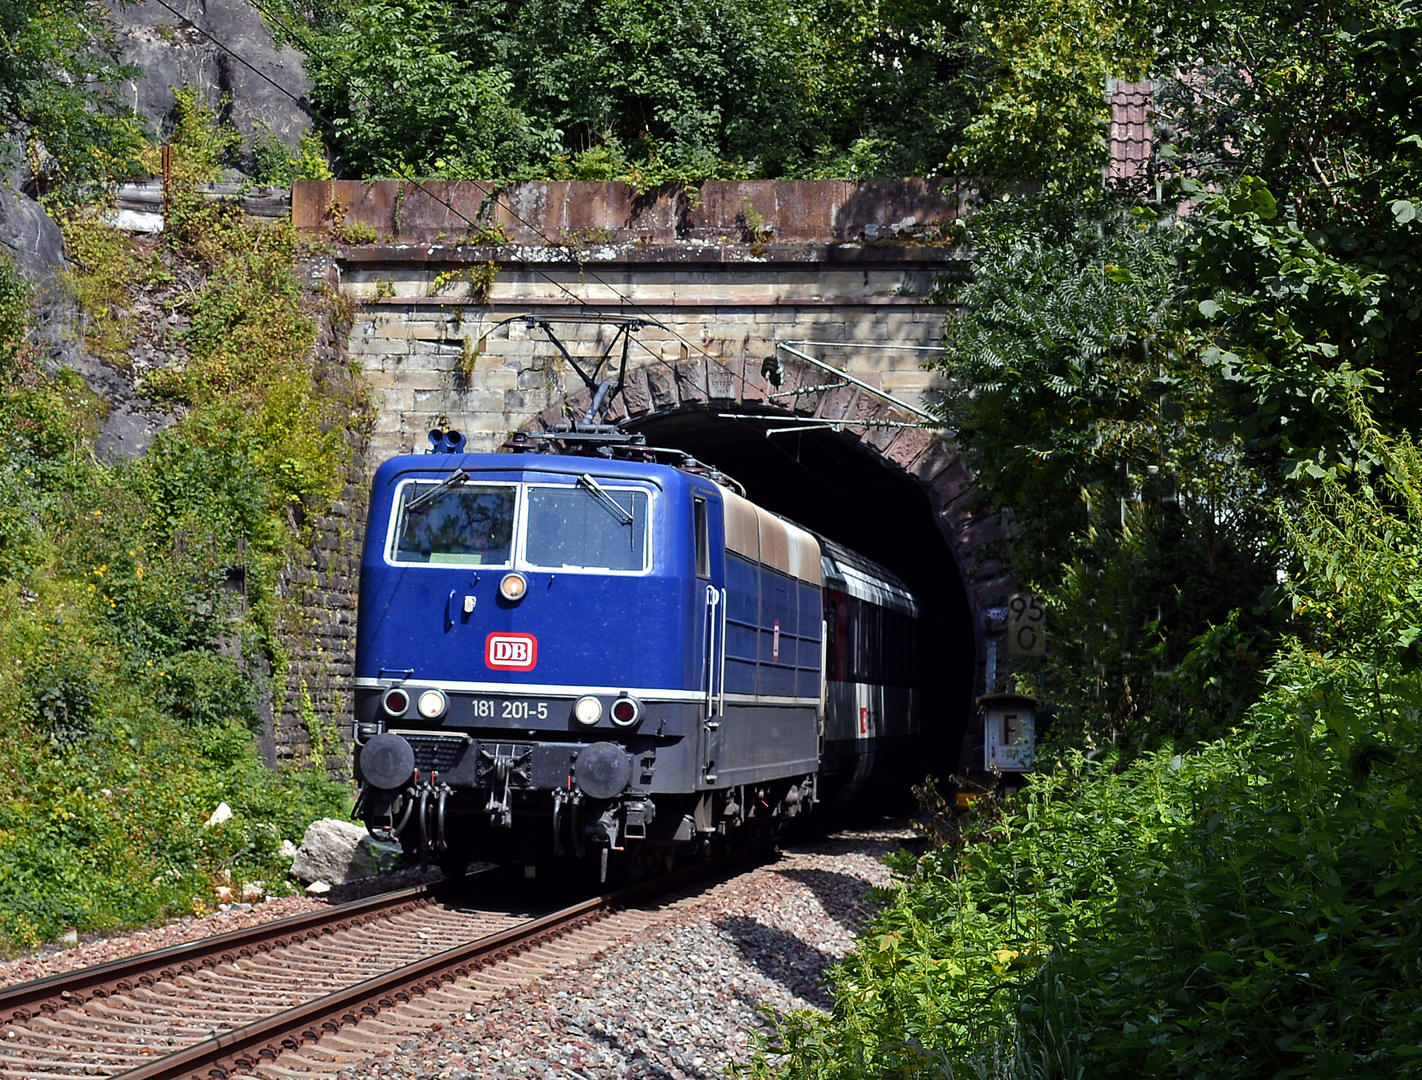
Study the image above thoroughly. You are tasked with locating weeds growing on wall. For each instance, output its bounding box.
[0,91,361,952]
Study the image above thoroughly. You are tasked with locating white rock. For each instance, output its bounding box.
[278,839,298,859]
[305,879,332,895]
[290,818,401,884]
[240,881,265,903]
[206,802,233,827]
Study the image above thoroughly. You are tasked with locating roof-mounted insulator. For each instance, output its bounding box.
[502,431,534,453]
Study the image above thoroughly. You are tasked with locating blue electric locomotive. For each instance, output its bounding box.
[352,428,922,877]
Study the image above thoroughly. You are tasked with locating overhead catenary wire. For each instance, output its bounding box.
[143,0,931,425]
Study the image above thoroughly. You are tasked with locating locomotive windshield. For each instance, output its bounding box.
[390,481,516,565]
[524,484,649,572]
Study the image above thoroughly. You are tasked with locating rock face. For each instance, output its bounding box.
[113,0,314,148]
[0,183,80,372]
[290,817,403,884]
[0,181,177,458]
[0,184,68,291]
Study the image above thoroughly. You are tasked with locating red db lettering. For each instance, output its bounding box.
[485,633,538,671]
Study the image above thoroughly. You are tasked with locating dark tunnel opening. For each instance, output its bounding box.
[626,406,978,790]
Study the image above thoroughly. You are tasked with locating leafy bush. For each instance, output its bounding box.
[58,216,147,366]
[755,398,1422,1078]
[757,744,1249,1080]
[0,336,355,950]
[250,129,335,185]
[930,196,1281,747]
[0,260,28,369]
[0,89,366,952]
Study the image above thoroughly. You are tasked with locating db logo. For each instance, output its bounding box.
[485,632,537,671]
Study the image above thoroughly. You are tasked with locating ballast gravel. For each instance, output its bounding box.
[339,825,912,1080]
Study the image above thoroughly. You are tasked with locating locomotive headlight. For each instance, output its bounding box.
[573,695,602,725]
[381,686,410,717]
[417,689,448,719]
[610,694,642,728]
[499,572,528,602]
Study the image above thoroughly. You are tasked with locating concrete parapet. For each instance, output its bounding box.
[296,178,978,247]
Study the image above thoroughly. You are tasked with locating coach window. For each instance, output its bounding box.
[389,481,516,565]
[523,483,650,572]
[693,496,710,579]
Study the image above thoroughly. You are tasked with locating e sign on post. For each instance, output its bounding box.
[1007,594,1045,657]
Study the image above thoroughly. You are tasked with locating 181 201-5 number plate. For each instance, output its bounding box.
[467,697,556,722]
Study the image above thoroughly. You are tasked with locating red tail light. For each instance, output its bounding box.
[610,696,641,727]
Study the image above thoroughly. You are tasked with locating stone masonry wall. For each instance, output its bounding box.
[339,250,960,460]
[266,255,371,772]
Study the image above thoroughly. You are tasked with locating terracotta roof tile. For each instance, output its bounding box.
[1107,79,1154,180]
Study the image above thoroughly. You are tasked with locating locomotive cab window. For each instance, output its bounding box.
[523,482,650,572]
[389,480,516,565]
[693,496,710,579]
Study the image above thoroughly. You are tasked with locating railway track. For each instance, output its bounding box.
[0,850,772,1080]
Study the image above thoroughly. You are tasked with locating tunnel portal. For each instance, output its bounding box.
[323,178,1015,780]
[626,405,979,780]
[527,347,1006,783]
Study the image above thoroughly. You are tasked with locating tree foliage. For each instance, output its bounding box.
[258,0,1139,183]
[927,0,1422,747]
[296,0,556,179]
[0,0,144,191]
[951,0,1148,182]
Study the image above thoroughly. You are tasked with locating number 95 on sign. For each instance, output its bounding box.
[1008,593,1046,657]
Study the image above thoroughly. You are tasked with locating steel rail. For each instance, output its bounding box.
[0,880,448,1024]
[114,847,774,1080]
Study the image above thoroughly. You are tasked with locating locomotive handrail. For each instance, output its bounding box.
[718,587,728,717]
[704,584,720,718]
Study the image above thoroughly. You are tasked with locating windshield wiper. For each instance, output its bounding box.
[577,473,633,525]
[407,469,470,512]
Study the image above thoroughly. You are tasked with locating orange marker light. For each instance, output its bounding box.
[499,572,528,602]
